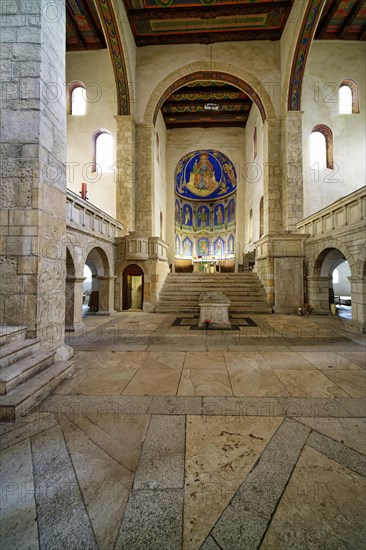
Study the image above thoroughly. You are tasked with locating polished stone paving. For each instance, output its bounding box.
[1,312,365,549]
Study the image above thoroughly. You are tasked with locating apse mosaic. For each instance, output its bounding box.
[175,150,237,201]
[214,204,225,226]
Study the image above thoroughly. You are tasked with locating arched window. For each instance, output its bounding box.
[339,79,359,114]
[253,127,257,160]
[68,81,86,116]
[249,209,253,242]
[259,196,264,238]
[311,125,333,169]
[93,130,113,173]
[332,268,339,284]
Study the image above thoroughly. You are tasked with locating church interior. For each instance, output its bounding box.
[0,0,366,548]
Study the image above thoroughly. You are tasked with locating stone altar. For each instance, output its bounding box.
[198,291,231,329]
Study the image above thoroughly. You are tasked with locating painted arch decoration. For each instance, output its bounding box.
[175,149,237,201]
[94,0,130,114]
[288,0,326,111]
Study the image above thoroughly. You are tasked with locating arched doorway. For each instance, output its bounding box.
[312,247,352,320]
[123,265,144,310]
[83,247,114,315]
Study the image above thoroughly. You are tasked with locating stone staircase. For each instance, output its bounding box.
[0,326,74,421]
[155,272,272,314]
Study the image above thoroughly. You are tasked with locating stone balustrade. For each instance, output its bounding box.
[296,187,366,238]
[118,233,169,262]
[66,189,123,241]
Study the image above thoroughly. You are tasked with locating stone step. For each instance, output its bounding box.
[0,339,40,368]
[156,305,272,314]
[0,326,27,347]
[0,351,56,395]
[160,294,266,299]
[0,360,75,422]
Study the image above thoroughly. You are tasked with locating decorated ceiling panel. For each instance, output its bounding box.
[315,0,366,40]
[123,0,294,45]
[66,0,107,50]
[162,80,253,128]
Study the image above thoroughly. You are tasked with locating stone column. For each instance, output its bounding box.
[97,276,116,315]
[0,0,68,354]
[135,123,154,235]
[349,276,366,333]
[115,115,136,232]
[65,277,85,332]
[306,276,331,314]
[263,118,283,234]
[282,111,304,231]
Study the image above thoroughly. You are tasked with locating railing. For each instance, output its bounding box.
[296,187,366,238]
[118,234,169,262]
[66,189,123,240]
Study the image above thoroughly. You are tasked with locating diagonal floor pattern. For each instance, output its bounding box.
[1,312,365,549]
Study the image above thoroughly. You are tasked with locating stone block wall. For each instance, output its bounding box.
[0,0,67,351]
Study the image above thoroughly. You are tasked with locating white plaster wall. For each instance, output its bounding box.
[302,41,366,217]
[153,111,167,238]
[244,105,264,247]
[135,41,281,122]
[66,50,117,217]
[166,125,245,264]
[333,260,351,296]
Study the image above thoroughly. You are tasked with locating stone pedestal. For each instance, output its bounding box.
[198,292,231,329]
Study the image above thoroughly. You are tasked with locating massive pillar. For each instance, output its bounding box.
[135,123,154,235]
[282,111,304,231]
[97,276,116,315]
[349,276,366,333]
[0,0,68,353]
[263,118,283,235]
[115,115,136,232]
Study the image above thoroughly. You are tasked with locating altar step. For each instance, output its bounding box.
[0,326,74,421]
[156,273,272,314]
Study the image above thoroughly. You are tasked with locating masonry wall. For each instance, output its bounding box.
[135,41,281,122]
[244,105,264,248]
[0,0,68,350]
[302,41,366,217]
[166,126,245,265]
[66,50,117,217]
[153,111,167,239]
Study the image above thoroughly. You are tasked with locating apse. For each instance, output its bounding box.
[174,149,236,272]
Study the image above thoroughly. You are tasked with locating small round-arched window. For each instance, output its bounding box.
[93,130,113,173]
[68,81,86,116]
[339,79,359,114]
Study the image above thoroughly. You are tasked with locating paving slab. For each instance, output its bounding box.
[133,415,185,489]
[115,489,183,550]
[210,419,310,549]
[31,426,97,549]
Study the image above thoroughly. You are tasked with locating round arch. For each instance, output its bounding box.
[143,61,276,125]
[122,264,144,310]
[308,240,356,278]
[84,245,112,277]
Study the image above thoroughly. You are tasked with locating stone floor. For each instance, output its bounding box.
[1,312,365,549]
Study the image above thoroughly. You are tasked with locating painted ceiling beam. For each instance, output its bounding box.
[316,0,341,38]
[338,0,364,39]
[136,29,282,46]
[127,1,291,22]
